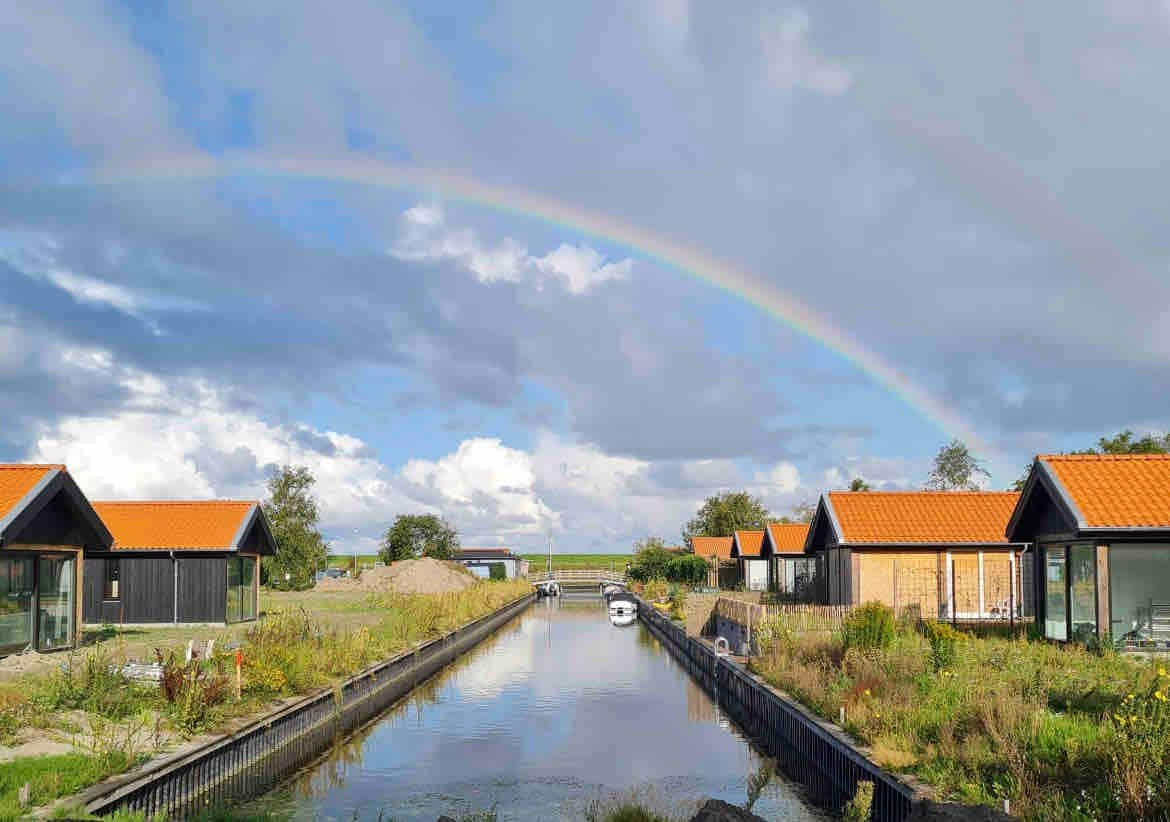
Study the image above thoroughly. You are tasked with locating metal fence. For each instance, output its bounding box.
[80,594,535,819]
[638,598,918,821]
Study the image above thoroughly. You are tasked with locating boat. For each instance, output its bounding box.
[608,592,637,626]
[535,580,560,598]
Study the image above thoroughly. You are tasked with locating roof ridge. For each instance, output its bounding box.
[828,490,1019,496]
[0,463,65,470]
[93,499,257,505]
[1040,453,1170,461]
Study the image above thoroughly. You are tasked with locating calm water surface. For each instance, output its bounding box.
[243,597,825,821]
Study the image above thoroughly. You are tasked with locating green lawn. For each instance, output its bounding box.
[520,553,630,570]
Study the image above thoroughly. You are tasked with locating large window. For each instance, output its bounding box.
[1044,546,1067,641]
[38,556,75,651]
[0,558,34,654]
[1110,545,1170,649]
[227,556,257,623]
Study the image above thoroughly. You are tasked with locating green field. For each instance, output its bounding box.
[520,553,631,570]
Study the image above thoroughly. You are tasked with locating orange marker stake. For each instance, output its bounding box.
[235,649,243,701]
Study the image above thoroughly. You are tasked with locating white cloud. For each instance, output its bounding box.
[761,9,852,95]
[401,437,560,539]
[393,203,631,294]
[752,461,801,494]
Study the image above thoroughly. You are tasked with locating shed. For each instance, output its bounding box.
[1007,454,1170,648]
[730,530,770,591]
[87,501,276,626]
[451,547,524,579]
[691,536,735,589]
[806,491,1029,620]
[0,464,112,654]
[763,522,817,600]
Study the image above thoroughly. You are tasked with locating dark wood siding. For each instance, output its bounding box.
[10,490,93,548]
[177,555,227,623]
[82,556,104,624]
[121,556,175,623]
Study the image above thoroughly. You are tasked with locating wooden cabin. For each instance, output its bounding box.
[0,464,112,654]
[763,522,817,600]
[86,501,276,626]
[452,547,525,579]
[1007,454,1170,649]
[731,530,770,591]
[806,491,1029,620]
[691,536,735,589]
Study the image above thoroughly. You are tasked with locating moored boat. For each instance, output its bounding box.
[608,592,637,626]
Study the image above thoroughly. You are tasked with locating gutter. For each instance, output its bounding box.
[172,551,178,624]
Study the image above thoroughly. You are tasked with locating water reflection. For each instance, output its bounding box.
[242,597,825,821]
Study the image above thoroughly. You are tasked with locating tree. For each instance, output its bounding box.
[926,439,989,491]
[628,538,674,582]
[849,477,871,492]
[262,465,328,590]
[1092,429,1170,455]
[682,492,769,546]
[380,514,459,563]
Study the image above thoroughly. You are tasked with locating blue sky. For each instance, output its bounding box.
[3,2,1169,554]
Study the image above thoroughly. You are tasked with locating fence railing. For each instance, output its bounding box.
[527,569,626,585]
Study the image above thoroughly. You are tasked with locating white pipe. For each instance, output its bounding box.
[172,551,178,624]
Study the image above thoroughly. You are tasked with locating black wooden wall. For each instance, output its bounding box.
[177,555,227,623]
[81,554,175,623]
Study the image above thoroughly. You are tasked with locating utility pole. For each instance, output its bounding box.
[547,535,552,575]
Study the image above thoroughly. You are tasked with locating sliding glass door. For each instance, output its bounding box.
[0,558,34,655]
[226,556,258,623]
[1044,546,1067,640]
[37,556,75,651]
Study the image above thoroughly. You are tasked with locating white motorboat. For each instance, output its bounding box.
[535,580,560,598]
[608,592,637,626]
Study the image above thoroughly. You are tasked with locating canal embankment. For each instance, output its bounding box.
[679,595,1170,820]
[66,590,535,818]
[637,596,924,822]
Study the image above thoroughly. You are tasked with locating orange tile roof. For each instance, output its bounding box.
[826,491,1021,544]
[691,536,734,560]
[734,530,766,557]
[767,522,810,553]
[1041,454,1170,528]
[0,465,62,521]
[93,501,256,550]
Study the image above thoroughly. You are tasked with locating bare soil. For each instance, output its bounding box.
[314,557,477,595]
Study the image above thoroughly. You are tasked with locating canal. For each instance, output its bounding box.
[240,596,826,821]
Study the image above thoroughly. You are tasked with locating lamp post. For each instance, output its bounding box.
[351,528,359,576]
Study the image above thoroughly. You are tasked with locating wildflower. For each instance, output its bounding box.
[863,689,871,697]
[1159,666,1167,678]
[1156,691,1167,703]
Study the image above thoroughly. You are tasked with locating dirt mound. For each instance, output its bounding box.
[315,557,477,595]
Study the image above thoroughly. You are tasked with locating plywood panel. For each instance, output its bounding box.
[857,552,941,617]
[952,553,979,615]
[982,553,1013,617]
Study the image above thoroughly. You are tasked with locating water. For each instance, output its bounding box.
[243,596,826,821]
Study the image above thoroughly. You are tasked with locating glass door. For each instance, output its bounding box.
[1044,546,1067,640]
[37,556,75,651]
[1068,544,1098,642]
[226,557,242,623]
[0,558,34,654]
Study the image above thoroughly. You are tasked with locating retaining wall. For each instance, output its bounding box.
[638,597,919,822]
[78,593,535,819]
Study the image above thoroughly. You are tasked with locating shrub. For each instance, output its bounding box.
[921,620,962,671]
[157,649,231,736]
[664,554,708,587]
[488,562,506,581]
[842,781,874,822]
[841,602,896,652]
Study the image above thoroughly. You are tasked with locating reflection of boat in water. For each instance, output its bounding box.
[608,592,637,626]
[535,580,560,598]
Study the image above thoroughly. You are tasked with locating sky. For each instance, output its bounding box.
[3,2,1169,555]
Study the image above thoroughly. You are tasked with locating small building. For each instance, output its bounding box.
[451,547,524,579]
[763,522,817,601]
[731,530,770,591]
[0,464,112,654]
[691,536,735,589]
[1007,454,1170,649]
[86,501,276,626]
[806,491,1029,620]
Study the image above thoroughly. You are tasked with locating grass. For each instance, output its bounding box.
[751,606,1170,820]
[520,553,630,570]
[0,752,137,821]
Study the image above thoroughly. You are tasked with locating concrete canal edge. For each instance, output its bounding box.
[636,597,928,822]
[68,592,535,819]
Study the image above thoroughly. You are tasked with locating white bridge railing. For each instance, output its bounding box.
[527,569,627,586]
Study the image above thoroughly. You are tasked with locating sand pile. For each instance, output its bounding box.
[316,557,477,595]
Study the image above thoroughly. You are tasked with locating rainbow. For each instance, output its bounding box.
[86,149,987,453]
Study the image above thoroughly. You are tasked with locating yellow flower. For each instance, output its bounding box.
[1159,666,1167,678]
[874,712,881,719]
[1127,693,1135,701]
[863,689,871,697]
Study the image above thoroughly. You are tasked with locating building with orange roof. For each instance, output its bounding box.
[86,500,276,626]
[1007,454,1170,648]
[0,464,112,655]
[763,522,817,600]
[690,536,736,589]
[730,530,769,591]
[806,491,1029,620]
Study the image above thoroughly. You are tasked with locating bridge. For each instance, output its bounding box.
[527,569,627,592]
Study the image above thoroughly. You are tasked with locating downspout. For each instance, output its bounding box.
[172,551,178,624]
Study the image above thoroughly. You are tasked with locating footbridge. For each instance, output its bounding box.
[527,569,627,593]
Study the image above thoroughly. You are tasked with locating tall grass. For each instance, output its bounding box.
[752,611,1170,819]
